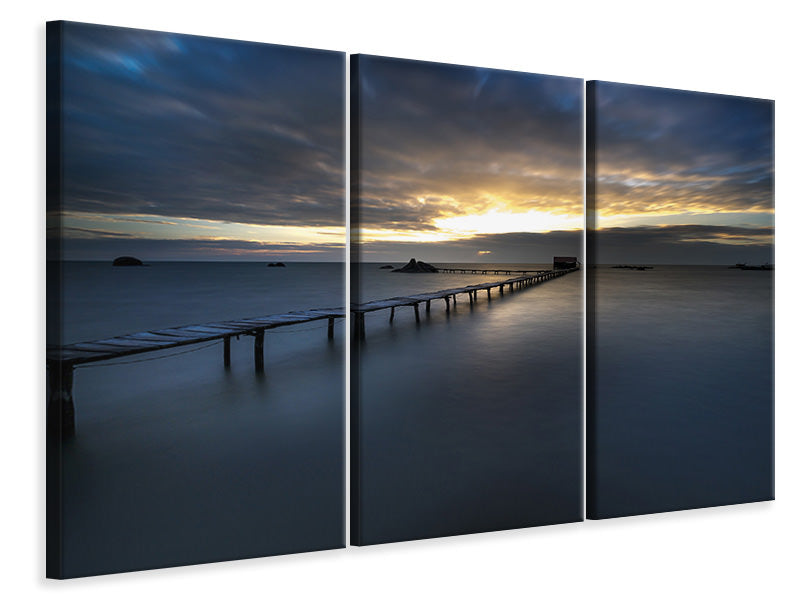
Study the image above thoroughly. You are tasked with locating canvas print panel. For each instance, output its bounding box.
[46,22,345,577]
[586,81,774,519]
[351,55,584,545]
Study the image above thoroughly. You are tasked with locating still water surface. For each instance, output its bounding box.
[53,262,344,577]
[589,265,774,518]
[354,263,583,544]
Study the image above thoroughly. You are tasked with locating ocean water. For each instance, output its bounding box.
[49,262,345,577]
[353,263,583,544]
[588,265,774,518]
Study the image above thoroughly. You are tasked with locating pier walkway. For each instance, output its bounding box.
[437,267,547,275]
[47,266,579,433]
[47,307,345,433]
[352,266,579,338]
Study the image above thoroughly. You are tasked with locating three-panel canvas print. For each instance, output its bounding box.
[46,21,775,579]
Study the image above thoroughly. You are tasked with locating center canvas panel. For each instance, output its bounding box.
[351,55,584,545]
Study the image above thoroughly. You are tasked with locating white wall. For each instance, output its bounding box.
[5,1,797,598]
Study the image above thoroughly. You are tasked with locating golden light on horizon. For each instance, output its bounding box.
[356,206,582,244]
[591,208,774,230]
[433,208,582,236]
[57,211,345,246]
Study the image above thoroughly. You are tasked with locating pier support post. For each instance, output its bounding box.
[328,317,335,339]
[426,300,431,313]
[254,330,265,372]
[224,336,231,368]
[452,294,457,306]
[469,291,473,305]
[444,296,450,312]
[389,307,395,323]
[487,288,491,301]
[47,361,75,435]
[413,303,420,322]
[354,312,366,339]
[500,285,504,296]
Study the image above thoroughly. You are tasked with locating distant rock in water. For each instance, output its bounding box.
[112,256,144,266]
[379,265,394,270]
[392,258,438,273]
[267,262,286,267]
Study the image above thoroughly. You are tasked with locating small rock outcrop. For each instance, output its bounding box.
[379,265,394,270]
[267,262,286,267]
[112,256,144,266]
[392,258,438,273]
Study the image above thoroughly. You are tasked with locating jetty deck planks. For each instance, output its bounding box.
[47,310,345,368]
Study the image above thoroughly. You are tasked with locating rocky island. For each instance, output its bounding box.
[392,258,439,273]
[112,256,144,266]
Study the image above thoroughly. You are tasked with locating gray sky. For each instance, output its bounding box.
[51,22,344,261]
[590,81,774,264]
[353,55,583,264]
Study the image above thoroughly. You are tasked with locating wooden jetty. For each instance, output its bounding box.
[47,266,579,434]
[352,266,579,338]
[438,267,548,275]
[46,307,345,434]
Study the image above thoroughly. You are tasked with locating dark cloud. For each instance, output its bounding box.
[58,22,344,228]
[591,82,774,215]
[589,225,774,265]
[355,56,583,230]
[55,235,344,262]
[355,230,582,264]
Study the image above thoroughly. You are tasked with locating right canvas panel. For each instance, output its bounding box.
[586,81,775,519]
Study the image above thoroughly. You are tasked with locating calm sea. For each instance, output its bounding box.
[588,265,774,518]
[353,262,583,544]
[50,261,344,577]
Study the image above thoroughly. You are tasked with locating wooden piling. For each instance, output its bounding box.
[444,296,450,312]
[224,336,231,367]
[414,303,420,322]
[389,307,395,323]
[426,299,431,313]
[47,361,75,434]
[254,330,265,372]
[328,316,335,339]
[355,312,366,339]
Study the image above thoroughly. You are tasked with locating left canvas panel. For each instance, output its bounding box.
[46,22,345,578]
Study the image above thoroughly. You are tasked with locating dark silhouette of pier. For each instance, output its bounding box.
[352,267,579,338]
[47,266,579,434]
[438,267,548,275]
[46,308,345,434]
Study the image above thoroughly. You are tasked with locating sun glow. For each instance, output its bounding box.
[433,208,582,236]
[356,207,582,244]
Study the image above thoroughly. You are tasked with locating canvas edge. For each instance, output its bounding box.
[45,19,65,580]
[349,53,364,546]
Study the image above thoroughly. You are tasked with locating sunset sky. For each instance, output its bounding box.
[590,81,774,264]
[353,56,583,263]
[50,22,344,261]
